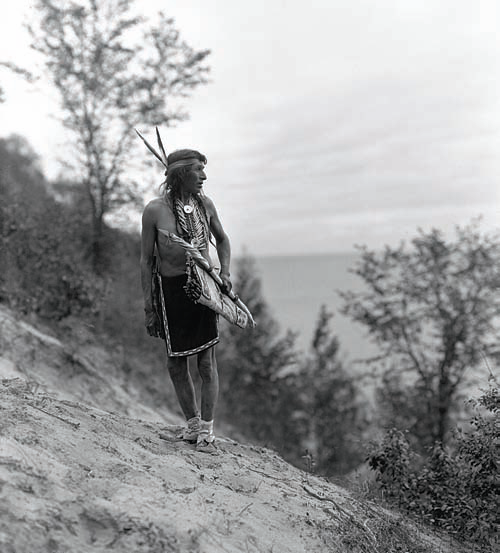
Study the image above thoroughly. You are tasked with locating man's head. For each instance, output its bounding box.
[163,149,207,198]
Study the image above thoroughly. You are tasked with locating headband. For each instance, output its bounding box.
[166,158,199,173]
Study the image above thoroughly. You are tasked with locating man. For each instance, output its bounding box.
[140,147,232,453]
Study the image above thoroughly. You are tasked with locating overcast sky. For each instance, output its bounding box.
[1,1,499,256]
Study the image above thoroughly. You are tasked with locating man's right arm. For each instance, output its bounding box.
[140,203,157,321]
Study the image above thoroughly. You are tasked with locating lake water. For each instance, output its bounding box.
[254,253,377,359]
[250,253,494,397]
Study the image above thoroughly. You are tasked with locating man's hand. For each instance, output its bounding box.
[144,309,161,337]
[220,273,232,295]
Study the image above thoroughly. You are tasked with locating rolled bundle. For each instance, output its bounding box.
[158,229,256,329]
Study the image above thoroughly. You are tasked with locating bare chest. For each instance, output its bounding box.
[152,203,185,273]
[153,200,175,232]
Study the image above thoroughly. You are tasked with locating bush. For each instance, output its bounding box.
[367,381,499,550]
[0,135,105,321]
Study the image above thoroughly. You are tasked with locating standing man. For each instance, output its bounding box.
[140,147,232,453]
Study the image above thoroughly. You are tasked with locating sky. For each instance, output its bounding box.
[1,1,499,256]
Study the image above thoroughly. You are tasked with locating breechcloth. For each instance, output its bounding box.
[159,273,219,357]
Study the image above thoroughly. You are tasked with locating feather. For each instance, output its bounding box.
[155,127,169,167]
[135,129,167,168]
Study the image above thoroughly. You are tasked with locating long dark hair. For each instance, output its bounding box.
[160,148,211,241]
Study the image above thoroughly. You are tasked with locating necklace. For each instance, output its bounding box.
[174,196,209,249]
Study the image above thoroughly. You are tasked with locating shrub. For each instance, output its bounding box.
[368,428,413,506]
[367,380,499,551]
[0,135,106,321]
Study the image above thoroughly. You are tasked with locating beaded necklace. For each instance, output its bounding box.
[174,196,209,250]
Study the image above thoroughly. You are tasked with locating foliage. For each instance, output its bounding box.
[367,428,413,505]
[217,254,300,451]
[341,222,500,450]
[218,267,365,476]
[290,305,365,475]
[0,132,173,406]
[0,61,35,103]
[0,135,105,320]
[27,0,210,268]
[367,380,499,550]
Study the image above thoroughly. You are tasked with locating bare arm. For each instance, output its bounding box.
[205,196,232,291]
[140,203,160,335]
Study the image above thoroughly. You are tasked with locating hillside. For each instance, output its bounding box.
[0,305,469,553]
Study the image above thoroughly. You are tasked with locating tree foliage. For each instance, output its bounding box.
[367,379,499,551]
[0,61,35,103]
[28,0,210,268]
[217,254,299,450]
[218,272,364,476]
[289,305,364,475]
[0,135,105,320]
[341,222,500,449]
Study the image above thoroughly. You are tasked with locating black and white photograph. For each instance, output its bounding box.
[0,1,498,552]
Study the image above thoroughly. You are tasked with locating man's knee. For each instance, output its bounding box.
[197,350,217,382]
[167,357,188,379]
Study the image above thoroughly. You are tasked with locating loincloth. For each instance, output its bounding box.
[158,273,219,357]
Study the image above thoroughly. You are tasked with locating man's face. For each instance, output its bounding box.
[182,160,206,195]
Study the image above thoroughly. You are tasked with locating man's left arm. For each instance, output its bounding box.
[205,197,232,293]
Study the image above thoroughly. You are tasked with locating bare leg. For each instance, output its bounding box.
[167,356,198,420]
[197,347,219,421]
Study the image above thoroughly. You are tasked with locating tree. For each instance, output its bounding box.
[218,264,364,474]
[0,61,35,103]
[27,0,210,269]
[217,254,300,451]
[292,305,364,475]
[341,221,500,449]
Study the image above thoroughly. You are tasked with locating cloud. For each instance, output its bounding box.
[1,0,499,256]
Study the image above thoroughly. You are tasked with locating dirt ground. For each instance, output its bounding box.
[0,306,469,552]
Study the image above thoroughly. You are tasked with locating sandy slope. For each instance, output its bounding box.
[0,306,467,553]
[0,307,180,424]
